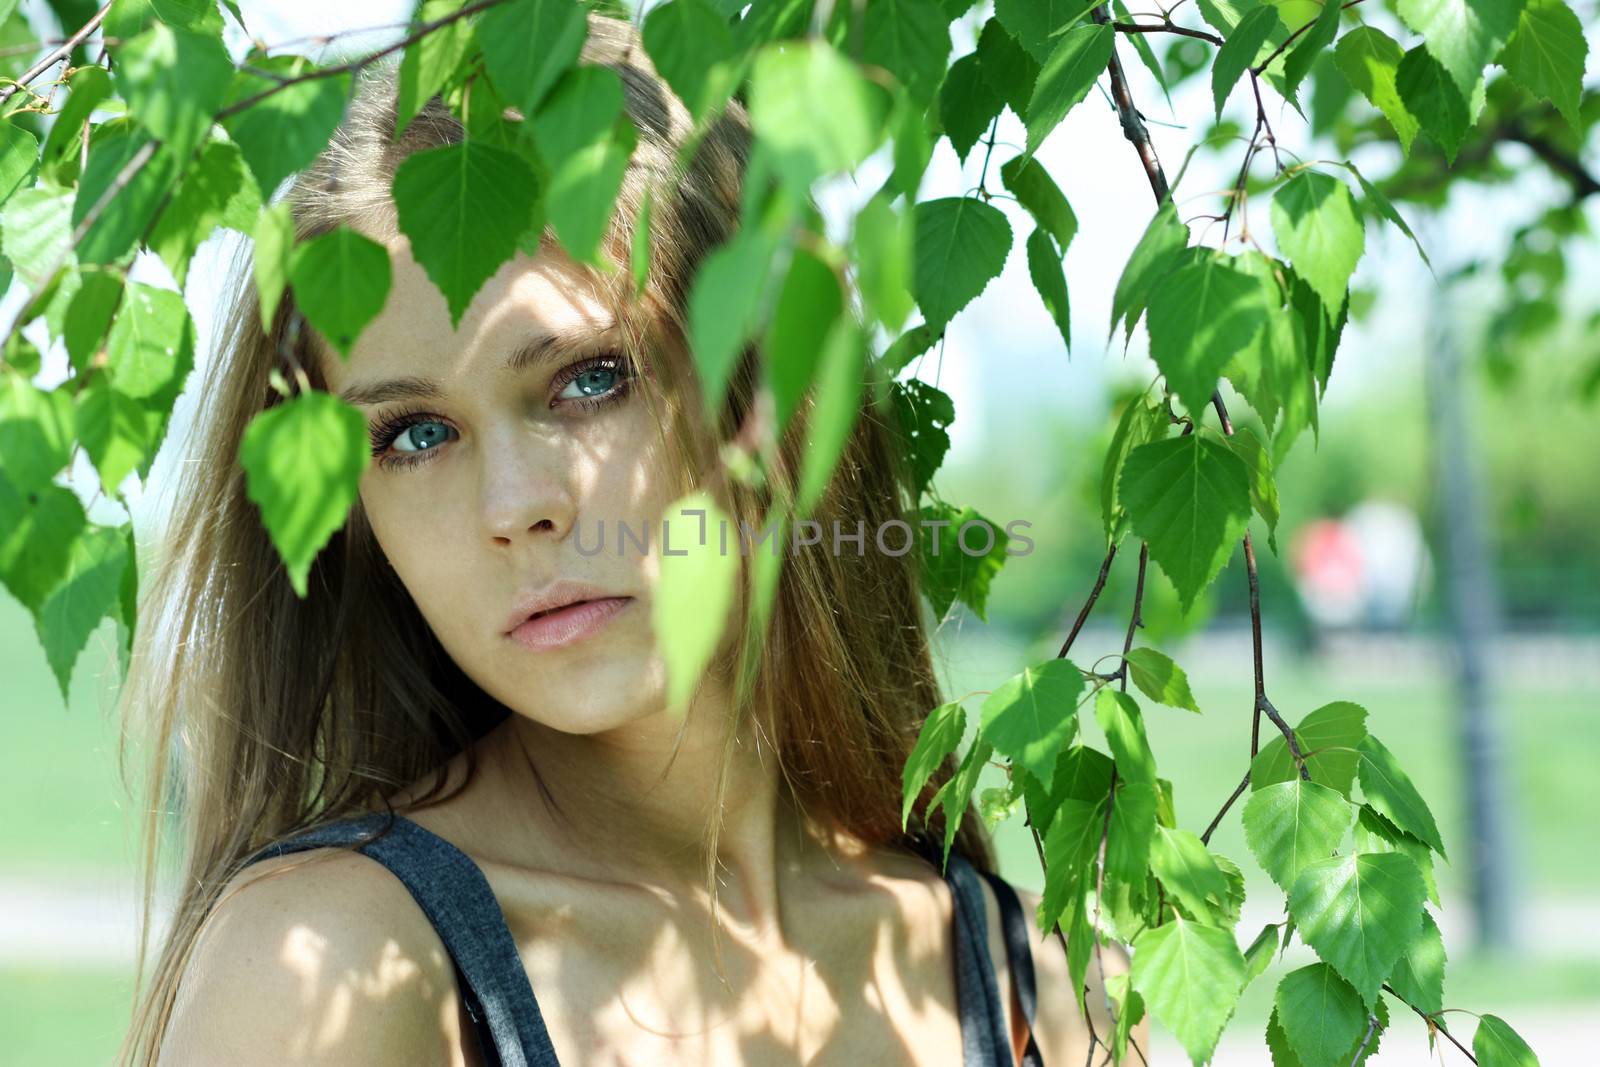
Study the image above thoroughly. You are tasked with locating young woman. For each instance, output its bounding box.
[117,14,1135,1066]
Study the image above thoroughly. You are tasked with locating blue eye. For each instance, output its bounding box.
[393,420,453,454]
[369,414,456,471]
[552,354,633,410]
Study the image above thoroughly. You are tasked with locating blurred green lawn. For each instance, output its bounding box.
[3,592,1597,1064]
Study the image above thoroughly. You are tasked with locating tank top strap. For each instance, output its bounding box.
[943,851,1016,1067]
[239,811,561,1067]
[977,869,1045,1067]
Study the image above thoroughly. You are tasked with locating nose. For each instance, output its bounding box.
[478,431,577,547]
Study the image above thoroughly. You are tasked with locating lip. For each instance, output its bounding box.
[507,596,633,651]
[503,580,630,634]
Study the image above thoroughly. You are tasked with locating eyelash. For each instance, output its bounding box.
[367,353,634,472]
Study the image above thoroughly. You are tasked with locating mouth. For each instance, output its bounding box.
[507,596,633,651]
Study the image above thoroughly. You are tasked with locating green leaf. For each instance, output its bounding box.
[1340,160,1430,270]
[931,736,993,867]
[391,141,540,328]
[0,372,74,494]
[1274,963,1369,1067]
[642,0,737,121]
[903,701,966,829]
[687,226,779,423]
[1334,26,1420,154]
[1224,424,1280,542]
[852,194,914,333]
[33,523,129,703]
[221,56,351,197]
[1252,700,1368,795]
[105,283,195,400]
[1289,851,1427,1007]
[1497,0,1587,128]
[1095,688,1156,784]
[1039,795,1102,932]
[917,501,1011,623]
[1243,923,1280,986]
[1213,6,1281,117]
[911,196,1011,333]
[1001,155,1077,250]
[889,378,954,500]
[396,0,474,137]
[63,270,124,375]
[1396,0,1524,100]
[863,0,952,106]
[1104,778,1159,890]
[1024,24,1114,154]
[995,0,1091,62]
[289,227,392,361]
[974,17,1039,118]
[1119,434,1252,615]
[0,120,37,205]
[1024,743,1113,835]
[239,390,368,599]
[1110,199,1189,343]
[253,201,294,331]
[40,66,113,184]
[147,137,259,286]
[75,377,161,495]
[1395,44,1474,164]
[1270,168,1364,322]
[1147,255,1268,417]
[766,246,842,433]
[797,316,866,514]
[749,39,887,191]
[1281,0,1343,102]
[1124,647,1200,713]
[1473,1014,1541,1067]
[1150,826,1231,925]
[653,490,741,717]
[73,125,182,265]
[1244,778,1355,892]
[939,53,1002,162]
[2,184,72,289]
[1024,228,1071,353]
[1100,394,1165,543]
[1356,734,1446,858]
[1386,909,1445,1014]
[115,21,234,160]
[1130,915,1246,1064]
[480,0,588,120]
[543,116,634,267]
[1354,804,1439,906]
[0,475,88,614]
[979,658,1086,785]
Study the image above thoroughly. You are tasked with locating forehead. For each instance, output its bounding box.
[318,234,617,391]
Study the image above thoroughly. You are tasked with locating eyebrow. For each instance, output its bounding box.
[336,326,613,408]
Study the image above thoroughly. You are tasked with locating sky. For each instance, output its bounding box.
[7,0,1596,541]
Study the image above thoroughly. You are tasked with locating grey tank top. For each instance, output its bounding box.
[241,811,1045,1066]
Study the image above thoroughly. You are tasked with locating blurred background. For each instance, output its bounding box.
[1,0,1595,1064]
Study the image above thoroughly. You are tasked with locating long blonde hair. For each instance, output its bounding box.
[117,13,994,1065]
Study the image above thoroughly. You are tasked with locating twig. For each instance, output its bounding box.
[215,0,510,121]
[1091,5,1169,204]
[1249,0,1367,77]
[0,1,112,107]
[1383,984,1479,1064]
[1059,544,1119,659]
[1200,770,1250,844]
[1112,21,1222,45]
[1348,1013,1380,1066]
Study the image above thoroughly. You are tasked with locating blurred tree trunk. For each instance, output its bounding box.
[1423,272,1518,952]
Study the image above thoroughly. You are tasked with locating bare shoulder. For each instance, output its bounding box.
[1007,884,1148,1065]
[158,847,472,1067]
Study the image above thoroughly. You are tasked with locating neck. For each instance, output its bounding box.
[478,679,830,934]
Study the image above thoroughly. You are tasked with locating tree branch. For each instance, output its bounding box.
[0,1,112,109]
[1112,21,1223,45]
[1059,544,1119,659]
[214,0,510,121]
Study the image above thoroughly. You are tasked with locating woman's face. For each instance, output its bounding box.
[317,235,679,734]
